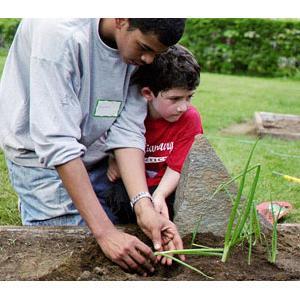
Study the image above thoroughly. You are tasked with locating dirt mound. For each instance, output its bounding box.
[1,226,299,281]
[40,231,300,281]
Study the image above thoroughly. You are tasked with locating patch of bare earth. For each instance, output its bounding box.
[1,226,299,281]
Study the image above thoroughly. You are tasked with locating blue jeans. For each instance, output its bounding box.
[6,158,120,226]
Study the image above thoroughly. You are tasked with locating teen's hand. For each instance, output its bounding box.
[107,156,121,182]
[96,227,156,276]
[134,199,185,264]
[156,239,177,266]
[152,191,169,219]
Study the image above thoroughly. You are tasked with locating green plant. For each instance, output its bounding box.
[221,139,261,262]
[154,140,264,276]
[154,252,213,279]
[180,18,300,78]
[0,19,20,48]
[267,201,282,264]
[154,217,224,279]
[154,247,223,280]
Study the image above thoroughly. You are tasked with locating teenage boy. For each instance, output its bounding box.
[0,18,186,275]
[106,44,203,223]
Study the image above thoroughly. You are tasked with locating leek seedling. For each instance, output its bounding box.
[268,201,282,263]
[251,200,262,245]
[155,253,214,279]
[212,164,260,199]
[154,245,223,279]
[154,248,223,280]
[221,139,261,263]
[154,139,263,276]
[190,217,202,247]
[245,201,263,265]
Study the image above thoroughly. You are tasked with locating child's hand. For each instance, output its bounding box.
[152,191,169,219]
[107,156,121,182]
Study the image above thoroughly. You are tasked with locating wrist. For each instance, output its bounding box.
[130,191,153,208]
[134,197,154,217]
[152,189,167,199]
[90,219,116,241]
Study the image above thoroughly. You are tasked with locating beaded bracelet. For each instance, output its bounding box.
[130,191,153,208]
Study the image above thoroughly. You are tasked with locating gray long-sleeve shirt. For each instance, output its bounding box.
[0,19,147,168]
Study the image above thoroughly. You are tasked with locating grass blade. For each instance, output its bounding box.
[155,248,223,256]
[212,164,260,198]
[222,139,260,262]
[158,253,214,280]
[192,243,211,248]
[231,164,261,246]
[247,203,254,265]
[252,202,262,244]
[269,202,282,263]
[191,217,202,247]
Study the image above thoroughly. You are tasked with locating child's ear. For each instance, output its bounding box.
[140,87,154,102]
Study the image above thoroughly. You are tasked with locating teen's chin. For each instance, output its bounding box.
[125,59,143,66]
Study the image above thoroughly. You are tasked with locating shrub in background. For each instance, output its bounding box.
[0,19,20,48]
[180,18,300,77]
[1,18,300,77]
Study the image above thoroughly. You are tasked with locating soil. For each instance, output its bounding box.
[220,121,257,136]
[221,118,300,139]
[1,226,299,281]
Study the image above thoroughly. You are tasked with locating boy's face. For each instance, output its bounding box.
[143,87,194,122]
[115,19,168,65]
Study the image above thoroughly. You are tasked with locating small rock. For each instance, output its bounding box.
[93,266,107,276]
[124,273,138,280]
[78,270,92,280]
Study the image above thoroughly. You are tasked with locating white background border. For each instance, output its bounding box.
[1,0,300,17]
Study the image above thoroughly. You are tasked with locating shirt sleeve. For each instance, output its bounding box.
[105,84,147,152]
[166,107,203,173]
[29,56,86,168]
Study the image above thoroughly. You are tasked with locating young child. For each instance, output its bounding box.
[106,44,203,222]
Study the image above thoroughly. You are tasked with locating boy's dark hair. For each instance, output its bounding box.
[132,44,200,96]
[128,19,186,46]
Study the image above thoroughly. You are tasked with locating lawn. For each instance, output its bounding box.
[0,49,8,72]
[193,73,300,223]
[0,55,299,224]
[0,51,21,225]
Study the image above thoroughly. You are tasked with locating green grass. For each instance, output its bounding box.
[0,49,8,72]
[193,73,300,223]
[0,51,21,224]
[0,151,21,225]
[0,55,299,224]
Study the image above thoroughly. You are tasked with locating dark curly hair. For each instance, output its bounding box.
[132,44,200,96]
[128,19,186,46]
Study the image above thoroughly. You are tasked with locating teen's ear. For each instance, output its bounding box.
[115,18,129,30]
[140,87,154,102]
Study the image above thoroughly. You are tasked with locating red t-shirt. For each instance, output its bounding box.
[144,105,203,187]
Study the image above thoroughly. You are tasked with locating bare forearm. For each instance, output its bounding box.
[154,167,180,198]
[56,157,114,239]
[114,148,153,214]
[114,148,148,197]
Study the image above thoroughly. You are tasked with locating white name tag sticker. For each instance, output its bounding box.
[94,100,122,117]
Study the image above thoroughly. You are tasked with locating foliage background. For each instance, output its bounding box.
[180,18,300,77]
[1,18,300,77]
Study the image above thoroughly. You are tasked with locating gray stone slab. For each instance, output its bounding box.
[174,135,237,237]
[255,111,300,140]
